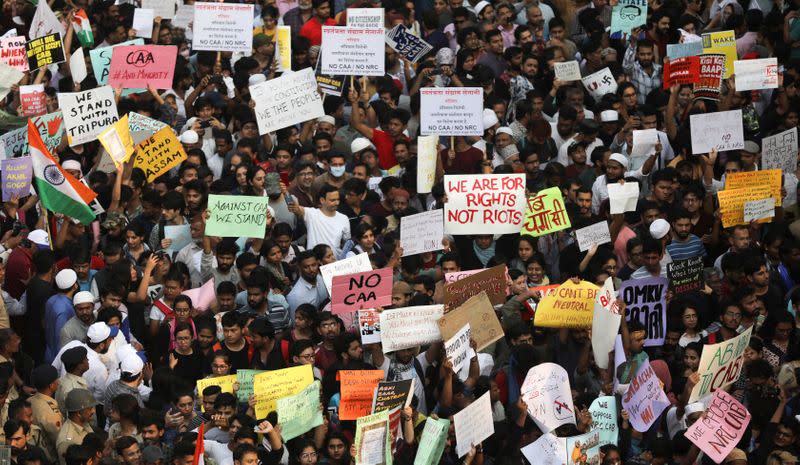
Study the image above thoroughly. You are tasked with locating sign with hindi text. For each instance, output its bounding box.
[192,3,254,53]
[321,27,385,76]
[762,127,798,173]
[420,87,484,136]
[689,326,752,402]
[521,187,571,237]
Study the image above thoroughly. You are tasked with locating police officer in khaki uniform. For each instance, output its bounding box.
[55,347,90,415]
[56,389,95,465]
[29,365,62,464]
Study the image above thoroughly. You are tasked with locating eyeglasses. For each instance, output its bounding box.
[298,353,315,360]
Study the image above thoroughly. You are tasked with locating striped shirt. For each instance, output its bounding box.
[666,235,707,261]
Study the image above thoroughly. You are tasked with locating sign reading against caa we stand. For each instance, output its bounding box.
[420,88,483,136]
[444,174,526,234]
[250,67,324,136]
[108,45,177,89]
[620,277,668,347]
[689,326,752,402]
[192,3,254,53]
[321,27,385,76]
[57,86,119,146]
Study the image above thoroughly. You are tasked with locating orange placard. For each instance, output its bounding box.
[339,370,385,420]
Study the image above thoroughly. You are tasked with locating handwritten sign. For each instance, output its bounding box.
[134,125,186,181]
[453,392,493,457]
[667,256,704,293]
[666,41,703,59]
[610,0,647,34]
[589,396,618,446]
[444,264,507,310]
[444,324,471,373]
[192,3,254,53]
[379,305,444,353]
[726,169,782,206]
[694,54,725,101]
[663,57,700,88]
[373,379,413,413]
[690,109,744,154]
[607,182,639,214]
[684,389,751,463]
[743,197,776,222]
[581,67,617,100]
[142,0,176,21]
[592,277,621,369]
[1,157,32,200]
[554,61,581,81]
[520,363,576,433]
[321,27,385,76]
[620,276,668,347]
[689,326,752,402]
[57,86,119,146]
[0,36,29,71]
[355,411,391,465]
[417,134,437,194]
[438,291,503,351]
[253,364,313,418]
[133,8,154,38]
[622,360,671,432]
[444,174,526,234]
[521,433,566,465]
[196,375,237,411]
[320,252,372,293]
[109,45,177,89]
[20,84,46,116]
[89,39,145,87]
[235,369,264,403]
[575,221,611,252]
[400,209,443,256]
[205,194,271,238]
[275,26,291,71]
[734,58,778,91]
[762,127,798,173]
[413,419,449,465]
[340,370,385,420]
[535,280,599,328]
[385,24,433,63]
[717,185,773,228]
[420,88,484,136]
[331,268,393,315]
[278,381,324,441]
[521,187,572,237]
[250,67,324,135]
[702,31,737,79]
[25,33,64,70]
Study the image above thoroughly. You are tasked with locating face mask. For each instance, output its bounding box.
[330,165,346,177]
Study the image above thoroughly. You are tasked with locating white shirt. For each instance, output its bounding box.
[51,341,108,403]
[304,208,351,257]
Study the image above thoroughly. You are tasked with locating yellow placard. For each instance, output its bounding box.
[253,364,314,418]
[275,26,291,71]
[133,125,187,182]
[196,374,237,411]
[98,114,134,166]
[725,169,782,207]
[717,184,773,228]
[534,279,599,328]
[702,31,737,79]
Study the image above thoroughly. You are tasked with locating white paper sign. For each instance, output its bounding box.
[142,0,176,20]
[57,86,119,146]
[420,88,484,136]
[417,134,437,193]
[133,9,155,38]
[762,127,798,173]
[400,209,443,256]
[30,0,65,40]
[631,128,659,158]
[734,58,778,91]
[319,252,372,293]
[164,224,192,253]
[592,277,621,369]
[521,433,567,465]
[444,324,471,373]
[621,360,671,432]
[346,8,384,28]
[172,4,194,29]
[192,3,254,53]
[379,305,444,353]
[70,47,87,83]
[250,67,324,136]
[554,61,581,81]
[607,181,639,214]
[690,109,744,154]
[581,67,618,100]
[743,197,775,222]
[575,221,611,252]
[520,363,576,433]
[444,174,527,235]
[453,392,494,457]
[321,27,385,76]
[0,64,23,100]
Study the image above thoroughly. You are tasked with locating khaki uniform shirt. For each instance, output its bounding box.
[56,419,92,465]
[30,393,62,463]
[55,374,89,416]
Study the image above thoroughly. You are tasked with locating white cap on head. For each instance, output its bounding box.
[608,153,629,170]
[62,160,82,174]
[650,219,671,240]
[475,0,490,14]
[496,127,513,137]
[87,322,111,344]
[483,109,499,130]
[121,353,144,376]
[600,110,619,122]
[317,115,336,126]
[179,131,199,144]
[55,269,78,290]
[351,137,373,153]
[73,291,94,306]
[28,229,49,247]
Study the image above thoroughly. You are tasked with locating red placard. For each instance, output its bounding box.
[663,56,700,89]
[331,267,393,315]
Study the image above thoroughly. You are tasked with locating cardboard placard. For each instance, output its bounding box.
[437,292,503,351]
[443,265,507,311]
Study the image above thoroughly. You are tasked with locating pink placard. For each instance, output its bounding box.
[0,36,28,72]
[108,45,177,90]
[331,268,393,315]
[684,389,751,463]
[182,278,216,312]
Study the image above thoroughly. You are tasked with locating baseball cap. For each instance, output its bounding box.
[121,353,144,377]
[87,322,118,344]
[27,229,49,249]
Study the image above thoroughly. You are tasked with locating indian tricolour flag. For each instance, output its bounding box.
[29,119,97,225]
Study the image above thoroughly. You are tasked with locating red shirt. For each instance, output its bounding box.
[371,128,401,170]
[439,146,484,174]
[299,17,336,46]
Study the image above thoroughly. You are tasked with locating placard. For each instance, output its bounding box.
[276,381,323,441]
[379,305,444,353]
[667,256,704,293]
[444,174,526,234]
[275,26,291,71]
[132,8,154,38]
[620,276,668,347]
[359,309,381,344]
[235,369,264,403]
[607,181,639,214]
[592,277,621,369]
[535,280,599,328]
[0,36,28,71]
[354,411,391,465]
[400,209,443,256]
[575,221,611,252]
[192,3,254,53]
[134,125,187,181]
[172,4,194,29]
[554,61,581,81]
[734,58,778,91]
[164,224,192,253]
[385,24,433,63]
[663,56,700,89]
[589,396,618,446]
[762,127,798,173]
[443,264,507,310]
[347,8,384,28]
[689,326,752,402]
[0,112,63,158]
[319,252,372,293]
[89,39,145,88]
[321,27,385,76]
[98,114,135,166]
[521,186,572,237]
[205,194,271,238]
[181,278,215,311]
[253,364,314,418]
[331,268,393,315]
[340,370,385,420]
[453,392,493,457]
[631,128,659,159]
[20,84,46,116]
[581,67,617,100]
[57,86,119,146]
[610,0,647,34]
[1,157,32,200]
[520,363,576,433]
[417,135,437,194]
[373,379,413,413]
[142,0,176,21]
[743,197,776,222]
[413,419,449,465]
[250,67,324,135]
[690,109,744,154]
[25,33,64,70]
[70,47,87,83]
[684,389,751,463]
[666,41,703,59]
[717,185,773,228]
[702,31,737,78]
[694,54,725,101]
[108,45,177,89]
[196,375,237,410]
[726,169,782,206]
[521,433,567,465]
[438,291,503,351]
[565,431,601,465]
[0,66,20,103]
[621,360,671,432]
[420,87,484,136]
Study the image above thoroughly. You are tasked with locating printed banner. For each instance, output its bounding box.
[57,86,119,146]
[358,309,381,344]
[444,174,526,234]
[620,276,668,347]
[521,186,572,237]
[520,363,576,433]
[331,268,393,315]
[420,87,484,136]
[379,305,444,353]
[400,209,443,256]
[702,31,737,78]
[192,3,254,53]
[321,27,385,76]
[108,45,177,89]
[621,360,671,432]
[251,67,324,135]
[534,280,599,328]
[205,194,271,238]
[689,326,752,402]
[684,389,751,463]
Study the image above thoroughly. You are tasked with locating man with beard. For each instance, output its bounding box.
[550,106,578,151]
[4,419,42,465]
[57,390,96,465]
[60,293,96,349]
[201,239,240,288]
[622,37,662,105]
[666,208,706,261]
[368,335,441,415]
[744,257,784,316]
[283,0,314,38]
[591,153,657,215]
[713,225,753,275]
[248,319,285,371]
[239,273,289,333]
[29,366,62,464]
[139,410,168,454]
